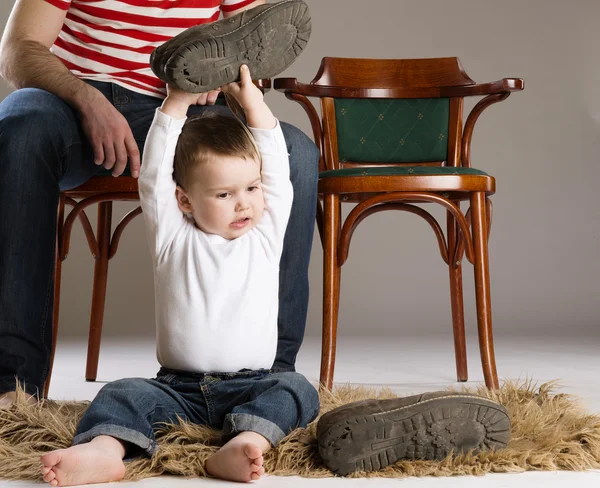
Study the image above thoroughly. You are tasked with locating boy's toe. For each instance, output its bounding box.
[40,451,61,467]
[243,443,262,461]
[42,469,56,483]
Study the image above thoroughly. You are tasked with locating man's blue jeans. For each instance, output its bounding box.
[0,82,319,396]
[73,368,320,455]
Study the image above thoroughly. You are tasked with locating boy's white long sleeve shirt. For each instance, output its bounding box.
[138,109,293,373]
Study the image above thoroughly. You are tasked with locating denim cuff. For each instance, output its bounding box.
[73,424,157,459]
[223,413,286,447]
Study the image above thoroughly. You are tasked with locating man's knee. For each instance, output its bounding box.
[1,88,73,131]
[0,89,82,180]
[279,121,320,184]
[0,88,78,148]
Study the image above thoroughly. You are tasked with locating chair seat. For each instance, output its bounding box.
[320,166,488,178]
[319,166,495,194]
[64,176,139,197]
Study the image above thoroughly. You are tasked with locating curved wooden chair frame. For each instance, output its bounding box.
[44,177,140,397]
[274,57,523,390]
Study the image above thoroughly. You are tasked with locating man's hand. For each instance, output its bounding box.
[79,89,141,178]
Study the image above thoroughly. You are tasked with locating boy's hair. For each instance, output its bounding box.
[173,112,261,189]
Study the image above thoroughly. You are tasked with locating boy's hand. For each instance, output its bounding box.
[221,65,263,112]
[160,85,221,119]
[166,85,221,106]
[221,65,276,129]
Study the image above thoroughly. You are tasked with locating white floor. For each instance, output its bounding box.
[3,334,600,488]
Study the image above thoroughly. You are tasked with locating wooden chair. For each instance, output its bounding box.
[274,57,523,390]
[44,175,141,397]
[43,81,272,398]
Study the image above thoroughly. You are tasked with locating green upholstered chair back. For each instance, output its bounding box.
[333,98,450,164]
[309,57,475,171]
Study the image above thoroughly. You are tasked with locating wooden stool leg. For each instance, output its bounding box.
[447,211,468,382]
[320,194,341,392]
[470,193,499,389]
[85,201,112,382]
[44,195,65,398]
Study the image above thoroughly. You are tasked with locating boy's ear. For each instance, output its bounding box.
[176,186,193,214]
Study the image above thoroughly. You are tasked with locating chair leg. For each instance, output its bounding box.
[470,192,499,389]
[44,195,65,398]
[85,202,112,382]
[447,211,468,382]
[320,194,341,391]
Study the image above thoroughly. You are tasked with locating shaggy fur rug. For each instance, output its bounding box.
[1,381,599,481]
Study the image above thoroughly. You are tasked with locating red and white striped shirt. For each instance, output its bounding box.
[44,0,256,98]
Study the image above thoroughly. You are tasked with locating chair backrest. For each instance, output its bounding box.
[275,57,522,172]
[316,57,472,171]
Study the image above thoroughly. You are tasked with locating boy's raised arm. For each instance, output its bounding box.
[138,86,210,261]
[222,65,293,255]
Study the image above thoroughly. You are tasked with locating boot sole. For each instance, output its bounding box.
[164,0,311,93]
[318,395,510,475]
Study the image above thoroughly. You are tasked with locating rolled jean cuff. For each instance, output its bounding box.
[223,413,286,446]
[73,424,156,458]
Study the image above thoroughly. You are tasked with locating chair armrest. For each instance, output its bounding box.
[275,77,524,99]
[273,77,300,91]
[461,87,520,168]
[274,78,324,170]
[274,77,524,170]
[443,78,524,97]
[254,78,271,93]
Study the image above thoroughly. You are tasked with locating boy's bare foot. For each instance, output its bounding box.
[206,431,270,482]
[40,435,126,486]
[0,391,36,409]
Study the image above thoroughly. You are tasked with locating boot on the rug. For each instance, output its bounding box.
[150,0,312,93]
[317,392,511,475]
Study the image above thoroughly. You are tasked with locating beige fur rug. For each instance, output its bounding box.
[1,380,599,481]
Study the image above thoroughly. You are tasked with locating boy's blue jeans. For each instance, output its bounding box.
[0,82,319,396]
[73,369,320,455]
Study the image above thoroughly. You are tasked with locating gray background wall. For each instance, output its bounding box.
[1,0,598,343]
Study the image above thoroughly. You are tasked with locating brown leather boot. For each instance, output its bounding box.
[317,391,510,475]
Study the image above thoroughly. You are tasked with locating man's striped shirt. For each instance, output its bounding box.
[44,0,256,98]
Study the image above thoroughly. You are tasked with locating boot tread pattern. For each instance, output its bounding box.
[318,398,510,476]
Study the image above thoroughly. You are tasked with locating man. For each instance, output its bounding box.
[0,0,318,406]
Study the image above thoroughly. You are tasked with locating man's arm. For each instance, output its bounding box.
[0,0,86,106]
[0,0,141,177]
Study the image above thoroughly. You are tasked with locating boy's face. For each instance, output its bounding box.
[176,155,264,240]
